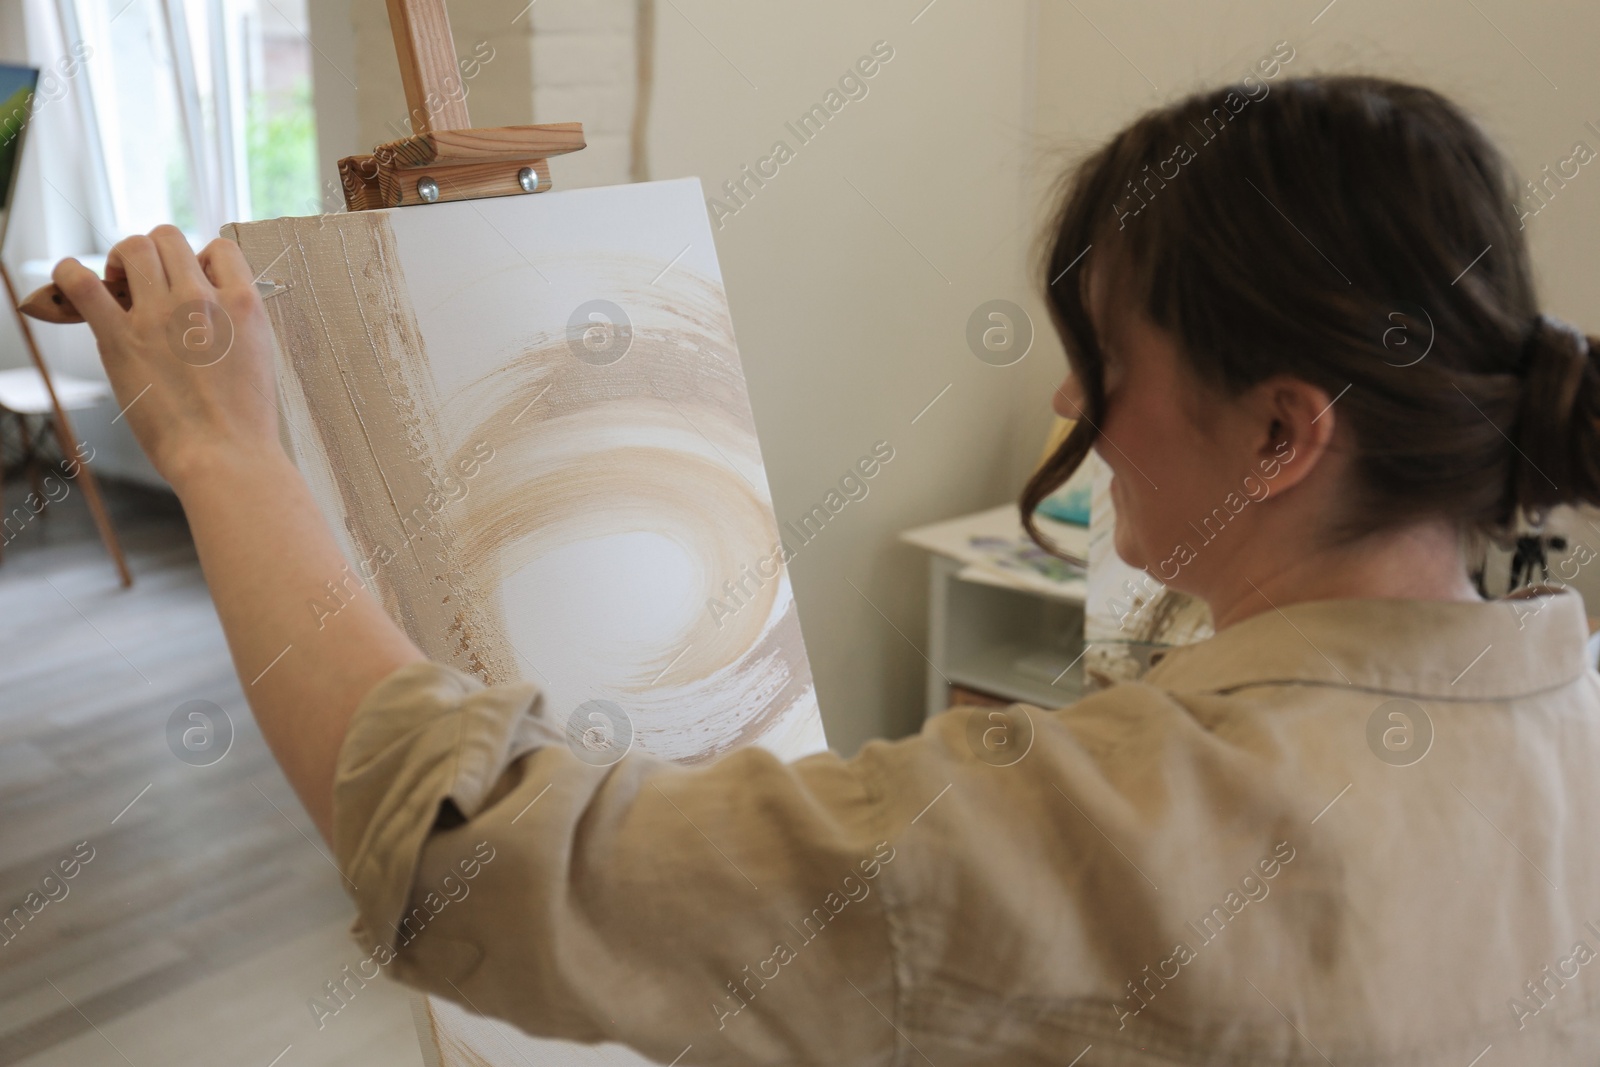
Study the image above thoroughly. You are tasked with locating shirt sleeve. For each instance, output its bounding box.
[330,660,905,1067]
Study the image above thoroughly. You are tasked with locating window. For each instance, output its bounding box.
[243,3,317,221]
[60,0,318,242]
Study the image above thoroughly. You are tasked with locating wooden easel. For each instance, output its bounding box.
[338,6,589,1064]
[0,257,131,587]
[337,0,587,212]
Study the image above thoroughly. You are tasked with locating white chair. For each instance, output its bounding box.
[0,366,110,495]
[0,363,129,582]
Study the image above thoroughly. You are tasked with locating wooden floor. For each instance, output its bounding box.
[0,479,423,1067]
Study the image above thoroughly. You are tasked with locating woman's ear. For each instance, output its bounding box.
[1247,375,1340,493]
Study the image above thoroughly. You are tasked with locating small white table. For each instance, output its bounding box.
[900,504,1092,719]
[0,367,112,502]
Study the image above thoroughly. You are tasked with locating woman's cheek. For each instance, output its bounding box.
[1105,477,1147,567]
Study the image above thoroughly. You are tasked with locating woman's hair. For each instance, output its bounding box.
[1021,72,1600,557]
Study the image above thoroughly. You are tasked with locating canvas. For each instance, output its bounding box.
[224,177,828,1065]
[0,65,40,251]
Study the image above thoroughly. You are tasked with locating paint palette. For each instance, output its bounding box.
[225,177,827,1066]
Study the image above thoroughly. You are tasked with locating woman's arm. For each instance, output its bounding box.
[53,226,424,844]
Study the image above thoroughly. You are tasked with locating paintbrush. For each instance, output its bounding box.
[16,278,291,324]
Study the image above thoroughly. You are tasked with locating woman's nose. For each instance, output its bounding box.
[1052,373,1087,419]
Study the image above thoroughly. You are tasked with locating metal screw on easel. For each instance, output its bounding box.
[417,176,440,202]
[518,167,541,193]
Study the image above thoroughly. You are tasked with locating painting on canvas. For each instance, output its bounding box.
[225,176,827,1065]
[0,65,40,248]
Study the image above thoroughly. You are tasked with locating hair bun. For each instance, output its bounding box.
[1513,312,1600,520]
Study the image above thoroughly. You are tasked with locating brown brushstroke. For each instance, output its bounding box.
[668,599,813,763]
[229,213,516,683]
[227,209,817,766]
[462,444,777,680]
[425,1001,497,1067]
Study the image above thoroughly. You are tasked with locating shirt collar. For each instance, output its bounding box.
[1140,585,1592,701]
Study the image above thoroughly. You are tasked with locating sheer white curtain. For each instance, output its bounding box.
[53,0,235,241]
[33,0,313,249]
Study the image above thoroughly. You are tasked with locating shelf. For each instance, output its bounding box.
[954,561,1086,604]
[947,641,1086,710]
[910,530,1090,720]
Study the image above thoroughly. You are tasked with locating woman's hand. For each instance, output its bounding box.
[53,222,425,846]
[50,224,281,495]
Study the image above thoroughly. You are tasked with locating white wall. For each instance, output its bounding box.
[645,2,1052,751]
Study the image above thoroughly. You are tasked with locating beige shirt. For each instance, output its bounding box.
[332,586,1600,1065]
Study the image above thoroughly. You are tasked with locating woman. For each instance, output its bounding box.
[49,74,1600,1063]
